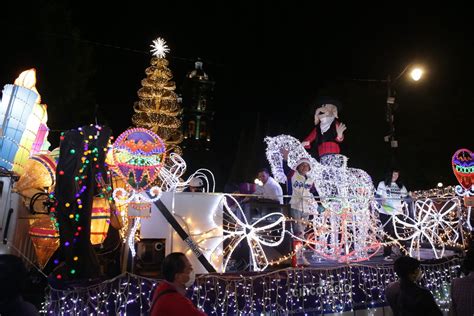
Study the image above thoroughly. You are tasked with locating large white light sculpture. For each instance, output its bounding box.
[264,134,382,262]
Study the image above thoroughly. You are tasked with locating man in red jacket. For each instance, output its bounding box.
[149,252,206,315]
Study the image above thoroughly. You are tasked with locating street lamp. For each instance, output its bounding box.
[337,63,424,165]
[384,64,424,159]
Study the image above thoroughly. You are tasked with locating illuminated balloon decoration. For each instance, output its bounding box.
[452,149,473,191]
[14,153,56,207]
[452,148,473,230]
[0,69,50,175]
[15,69,50,157]
[28,217,59,268]
[0,70,37,173]
[112,128,166,257]
[112,128,165,206]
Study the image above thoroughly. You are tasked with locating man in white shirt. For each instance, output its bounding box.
[254,168,284,204]
[240,168,284,224]
[236,169,284,270]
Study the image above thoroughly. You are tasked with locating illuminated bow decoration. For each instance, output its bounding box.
[393,198,459,259]
[221,194,286,271]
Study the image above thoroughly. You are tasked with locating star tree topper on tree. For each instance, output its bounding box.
[150,37,170,58]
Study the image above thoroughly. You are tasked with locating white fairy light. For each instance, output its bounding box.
[454,184,473,231]
[150,37,170,58]
[42,259,460,314]
[128,218,141,257]
[412,185,456,199]
[113,187,162,205]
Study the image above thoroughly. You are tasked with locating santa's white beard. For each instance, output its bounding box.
[320,116,335,134]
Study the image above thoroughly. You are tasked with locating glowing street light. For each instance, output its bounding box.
[410,67,423,81]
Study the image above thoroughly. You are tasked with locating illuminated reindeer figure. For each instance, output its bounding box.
[264,135,382,262]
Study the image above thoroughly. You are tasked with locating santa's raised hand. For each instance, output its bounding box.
[336,122,347,139]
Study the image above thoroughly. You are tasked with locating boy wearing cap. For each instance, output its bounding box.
[282,150,318,266]
[301,97,347,160]
[186,177,204,192]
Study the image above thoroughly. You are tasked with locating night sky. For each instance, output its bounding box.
[1,2,472,191]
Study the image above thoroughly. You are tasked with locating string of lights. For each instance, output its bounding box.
[42,259,461,315]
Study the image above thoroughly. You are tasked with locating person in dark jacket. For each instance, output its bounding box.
[385,256,442,316]
[450,245,474,316]
[149,252,206,316]
[0,254,39,316]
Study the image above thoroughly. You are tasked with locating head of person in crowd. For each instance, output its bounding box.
[256,168,271,185]
[394,256,423,283]
[295,158,311,177]
[162,252,195,288]
[384,168,403,187]
[189,177,204,192]
[461,246,474,275]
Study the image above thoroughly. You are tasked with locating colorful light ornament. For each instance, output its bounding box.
[112,128,165,205]
[112,128,166,257]
[264,134,382,263]
[110,130,193,257]
[452,149,474,191]
[452,148,474,230]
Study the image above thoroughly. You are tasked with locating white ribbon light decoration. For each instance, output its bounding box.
[219,194,286,271]
[393,198,460,259]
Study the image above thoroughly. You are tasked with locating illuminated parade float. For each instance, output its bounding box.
[0,37,472,315]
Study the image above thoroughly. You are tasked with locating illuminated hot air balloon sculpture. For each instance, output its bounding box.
[111,128,166,256]
[112,128,165,208]
[452,148,474,230]
[0,69,50,175]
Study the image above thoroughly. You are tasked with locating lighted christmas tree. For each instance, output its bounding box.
[132,37,183,154]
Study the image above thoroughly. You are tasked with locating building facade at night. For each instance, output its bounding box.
[181,60,215,152]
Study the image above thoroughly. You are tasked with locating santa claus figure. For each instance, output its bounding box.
[301,97,347,160]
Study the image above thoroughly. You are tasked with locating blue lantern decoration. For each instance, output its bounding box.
[0,84,38,172]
